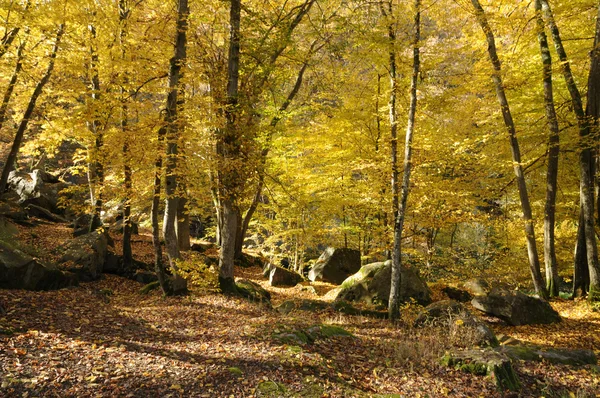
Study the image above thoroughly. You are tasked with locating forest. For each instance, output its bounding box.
[1,0,600,396]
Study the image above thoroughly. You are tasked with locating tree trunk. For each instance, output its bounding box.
[177,194,191,251]
[87,20,104,233]
[540,0,600,301]
[535,0,560,297]
[388,0,420,321]
[162,0,189,295]
[586,2,600,300]
[0,29,27,132]
[151,127,170,295]
[472,0,548,299]
[0,24,63,194]
[0,0,30,59]
[119,0,133,269]
[217,0,242,293]
[573,210,590,297]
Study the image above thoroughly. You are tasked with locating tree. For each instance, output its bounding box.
[0,24,64,193]
[470,0,548,299]
[539,0,600,301]
[151,0,189,296]
[387,0,420,321]
[534,0,561,297]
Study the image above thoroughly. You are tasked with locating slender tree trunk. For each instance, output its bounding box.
[87,20,104,233]
[540,0,600,301]
[586,2,600,301]
[217,0,242,293]
[162,0,189,294]
[233,61,310,260]
[573,210,590,297]
[388,0,420,321]
[119,0,133,269]
[177,194,191,251]
[0,0,30,59]
[535,0,560,297]
[472,0,548,298]
[151,126,170,295]
[0,24,63,193]
[0,29,27,132]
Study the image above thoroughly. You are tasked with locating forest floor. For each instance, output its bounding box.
[1,231,600,397]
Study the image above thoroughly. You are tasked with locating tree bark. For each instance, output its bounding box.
[0,24,64,194]
[472,0,548,299]
[540,0,600,301]
[119,0,133,269]
[151,126,170,295]
[217,0,242,293]
[573,210,590,297]
[87,19,104,233]
[585,2,600,301]
[0,28,27,132]
[388,0,420,321]
[162,0,189,294]
[535,0,560,297]
[177,194,191,251]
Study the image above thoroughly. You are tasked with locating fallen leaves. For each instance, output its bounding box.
[1,264,599,397]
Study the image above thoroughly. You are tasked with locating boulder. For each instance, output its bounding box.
[414,300,497,347]
[0,241,76,290]
[235,279,271,306]
[334,260,432,306]
[104,251,124,275]
[7,170,68,214]
[442,286,472,302]
[134,270,158,284]
[497,345,597,366]
[58,231,108,282]
[269,266,303,287]
[463,278,491,296]
[308,247,361,284]
[471,288,561,326]
[442,348,520,391]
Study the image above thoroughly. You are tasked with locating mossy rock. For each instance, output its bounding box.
[498,345,597,366]
[256,381,287,397]
[138,281,160,295]
[274,330,312,345]
[442,349,520,391]
[235,279,271,307]
[318,324,353,338]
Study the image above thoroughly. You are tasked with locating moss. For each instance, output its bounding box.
[588,285,600,303]
[297,382,324,397]
[287,345,302,354]
[227,367,243,377]
[458,361,488,376]
[138,281,160,295]
[320,324,353,338]
[256,381,286,397]
[490,362,520,391]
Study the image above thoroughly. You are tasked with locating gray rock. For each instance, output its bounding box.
[497,345,597,366]
[269,266,303,287]
[463,278,491,296]
[471,287,561,326]
[308,247,361,285]
[58,231,108,281]
[0,241,76,290]
[7,170,68,214]
[334,260,432,306]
